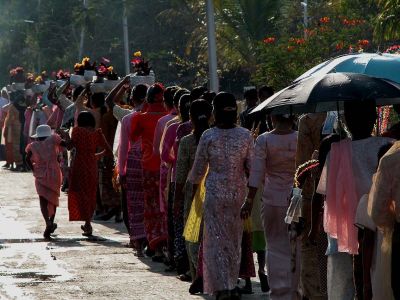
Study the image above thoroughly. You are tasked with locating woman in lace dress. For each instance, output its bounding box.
[189,92,253,299]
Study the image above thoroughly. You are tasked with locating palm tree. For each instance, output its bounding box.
[214,0,280,69]
[374,0,400,41]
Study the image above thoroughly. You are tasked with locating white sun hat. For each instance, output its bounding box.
[31,124,52,138]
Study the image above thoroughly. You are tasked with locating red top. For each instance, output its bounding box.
[131,102,167,171]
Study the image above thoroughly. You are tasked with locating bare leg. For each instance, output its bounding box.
[49,207,57,224]
[39,196,50,226]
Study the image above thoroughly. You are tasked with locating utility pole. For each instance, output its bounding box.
[78,0,88,59]
[37,0,41,73]
[122,0,130,75]
[206,0,219,92]
[301,1,308,39]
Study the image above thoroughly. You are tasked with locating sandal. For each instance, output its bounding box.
[177,273,192,282]
[50,223,58,234]
[134,248,145,258]
[189,276,203,294]
[43,225,52,240]
[81,224,93,236]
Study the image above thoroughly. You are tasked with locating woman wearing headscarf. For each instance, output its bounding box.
[189,92,253,299]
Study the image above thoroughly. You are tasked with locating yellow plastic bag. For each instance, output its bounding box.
[244,217,252,233]
[183,175,206,243]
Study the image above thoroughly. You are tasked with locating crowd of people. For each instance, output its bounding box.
[0,60,399,300]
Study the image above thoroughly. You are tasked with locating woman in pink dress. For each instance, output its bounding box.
[244,114,299,300]
[26,125,64,239]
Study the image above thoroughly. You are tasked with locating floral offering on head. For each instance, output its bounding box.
[131,50,151,76]
[25,73,35,88]
[56,69,70,80]
[39,71,49,81]
[35,75,45,84]
[74,56,96,75]
[107,66,118,80]
[10,67,26,83]
[97,65,109,77]
[96,57,119,80]
[36,71,49,83]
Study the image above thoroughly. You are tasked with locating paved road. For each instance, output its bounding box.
[0,168,267,299]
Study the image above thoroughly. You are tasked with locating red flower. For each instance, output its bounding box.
[296,38,305,45]
[287,46,296,52]
[98,65,108,75]
[263,37,276,44]
[342,18,365,26]
[131,58,142,65]
[358,39,370,46]
[336,42,344,50]
[319,26,329,32]
[304,29,316,37]
[384,45,400,53]
[320,17,330,24]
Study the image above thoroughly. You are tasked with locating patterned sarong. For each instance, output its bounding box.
[126,141,146,241]
[142,169,168,250]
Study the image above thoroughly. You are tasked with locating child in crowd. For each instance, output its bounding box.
[26,124,65,239]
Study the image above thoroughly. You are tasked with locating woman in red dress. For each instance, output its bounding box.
[66,111,111,236]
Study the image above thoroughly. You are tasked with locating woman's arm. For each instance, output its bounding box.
[188,133,209,195]
[174,138,191,216]
[105,75,130,109]
[26,150,33,171]
[75,84,90,111]
[98,129,113,156]
[241,134,257,219]
[56,129,73,150]
[161,125,177,164]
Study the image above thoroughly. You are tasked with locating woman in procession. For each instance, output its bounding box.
[243,114,299,300]
[189,92,253,299]
[4,44,400,300]
[63,111,112,236]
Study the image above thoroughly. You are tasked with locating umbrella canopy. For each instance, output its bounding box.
[295,52,400,84]
[252,72,400,114]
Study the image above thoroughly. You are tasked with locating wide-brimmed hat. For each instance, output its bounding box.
[31,125,52,138]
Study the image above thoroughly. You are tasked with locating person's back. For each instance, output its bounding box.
[133,101,167,171]
[200,126,251,183]
[263,131,298,185]
[29,135,62,171]
[72,127,101,160]
[351,136,393,199]
[251,129,298,207]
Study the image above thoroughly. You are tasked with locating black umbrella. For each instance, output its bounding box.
[252,72,400,114]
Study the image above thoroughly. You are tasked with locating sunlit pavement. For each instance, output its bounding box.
[0,168,267,299]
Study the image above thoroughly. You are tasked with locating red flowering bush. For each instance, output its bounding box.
[254,14,374,89]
